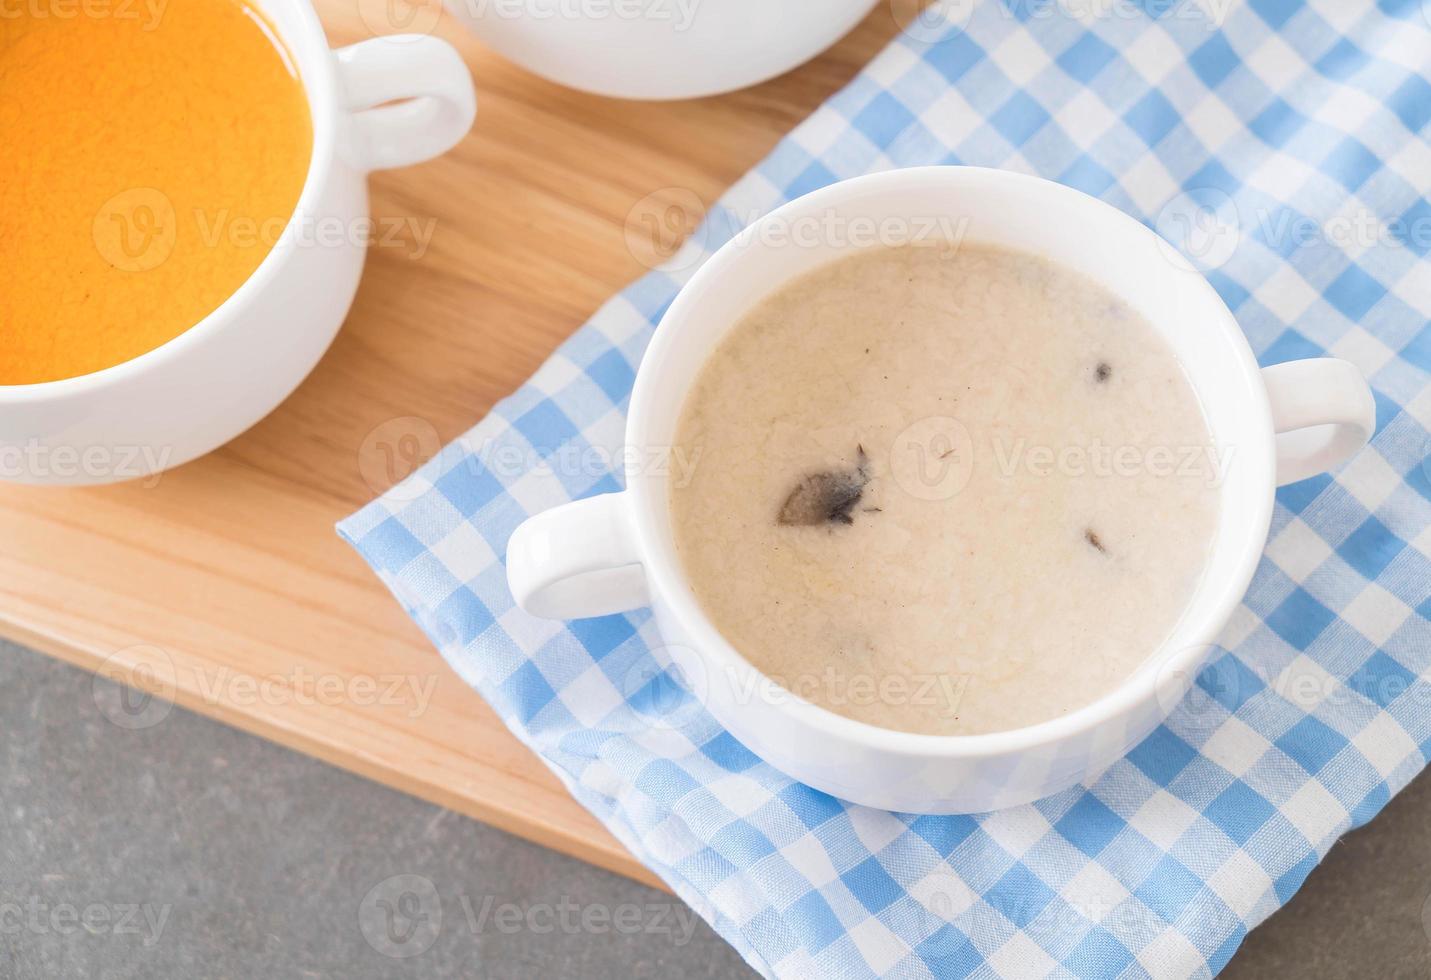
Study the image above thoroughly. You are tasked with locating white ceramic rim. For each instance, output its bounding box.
[0,0,336,401]
[626,166,1276,759]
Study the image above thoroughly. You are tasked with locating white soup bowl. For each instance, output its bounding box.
[507,167,1375,813]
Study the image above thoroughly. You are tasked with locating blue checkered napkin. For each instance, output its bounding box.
[340,2,1431,976]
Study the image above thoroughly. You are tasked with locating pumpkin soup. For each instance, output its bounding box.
[0,0,312,384]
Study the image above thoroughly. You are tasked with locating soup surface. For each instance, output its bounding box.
[670,243,1220,736]
[0,0,312,384]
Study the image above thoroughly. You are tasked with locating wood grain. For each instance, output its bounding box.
[0,0,911,887]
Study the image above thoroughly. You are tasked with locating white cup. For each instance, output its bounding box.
[0,3,476,486]
[443,0,881,100]
[506,166,1376,814]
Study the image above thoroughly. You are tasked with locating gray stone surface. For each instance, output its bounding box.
[1,637,1428,978]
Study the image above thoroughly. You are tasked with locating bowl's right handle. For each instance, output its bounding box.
[506,492,650,620]
[335,36,477,172]
[1261,358,1375,486]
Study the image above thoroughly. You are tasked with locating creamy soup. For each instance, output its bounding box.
[670,242,1220,736]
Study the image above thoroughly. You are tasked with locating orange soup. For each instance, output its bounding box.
[0,0,313,384]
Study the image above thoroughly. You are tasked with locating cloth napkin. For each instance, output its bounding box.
[340,2,1431,976]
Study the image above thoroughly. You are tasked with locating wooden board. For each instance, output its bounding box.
[0,0,911,888]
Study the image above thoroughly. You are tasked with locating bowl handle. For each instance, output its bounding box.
[334,36,477,172]
[506,492,650,620]
[1261,358,1375,486]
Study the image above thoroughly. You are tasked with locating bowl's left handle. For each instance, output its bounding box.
[506,492,651,620]
[335,36,477,172]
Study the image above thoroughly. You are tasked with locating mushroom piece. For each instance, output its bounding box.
[778,447,871,527]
